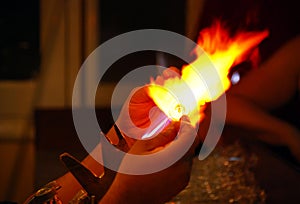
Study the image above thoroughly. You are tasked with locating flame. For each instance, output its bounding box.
[147,21,269,126]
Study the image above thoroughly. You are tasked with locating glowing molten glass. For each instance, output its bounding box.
[147,21,269,126]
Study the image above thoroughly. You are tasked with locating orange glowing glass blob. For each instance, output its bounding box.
[148,21,269,126]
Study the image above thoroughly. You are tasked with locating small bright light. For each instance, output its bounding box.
[231,72,240,85]
[169,104,185,121]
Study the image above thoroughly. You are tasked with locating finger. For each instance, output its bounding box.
[180,115,191,124]
[162,67,181,79]
[154,75,165,85]
[145,116,195,153]
[174,116,200,160]
[168,66,181,74]
[129,86,153,104]
[129,121,180,154]
[145,120,180,150]
[128,86,156,128]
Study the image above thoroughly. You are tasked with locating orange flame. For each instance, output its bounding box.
[148,21,269,126]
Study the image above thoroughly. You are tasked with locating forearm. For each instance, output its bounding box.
[56,171,83,203]
[55,125,122,203]
[225,94,298,146]
[98,181,127,204]
[55,142,105,203]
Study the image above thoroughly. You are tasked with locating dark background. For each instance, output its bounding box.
[0,0,40,80]
[99,0,187,82]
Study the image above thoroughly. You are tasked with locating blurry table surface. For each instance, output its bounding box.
[251,142,300,204]
[218,127,300,204]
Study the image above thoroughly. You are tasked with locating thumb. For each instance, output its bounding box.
[129,120,180,154]
[177,115,200,159]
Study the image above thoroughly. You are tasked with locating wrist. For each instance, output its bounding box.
[81,143,104,177]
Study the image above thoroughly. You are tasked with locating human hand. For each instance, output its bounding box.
[115,67,181,147]
[100,116,199,204]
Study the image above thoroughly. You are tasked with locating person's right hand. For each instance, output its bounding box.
[100,116,200,204]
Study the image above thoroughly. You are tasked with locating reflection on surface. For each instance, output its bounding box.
[168,128,300,204]
[168,141,266,203]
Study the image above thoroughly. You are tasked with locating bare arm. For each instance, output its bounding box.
[56,127,120,203]
[229,36,300,109]
[224,36,300,159]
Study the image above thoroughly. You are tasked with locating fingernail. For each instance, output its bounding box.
[180,115,191,123]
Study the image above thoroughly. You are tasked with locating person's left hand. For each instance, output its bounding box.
[115,67,181,147]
